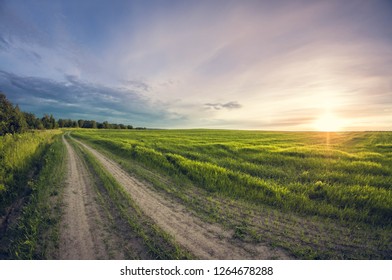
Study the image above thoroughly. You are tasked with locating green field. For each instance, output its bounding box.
[72,129,392,259]
[2,129,390,259]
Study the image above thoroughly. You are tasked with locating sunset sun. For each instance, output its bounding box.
[314,112,343,132]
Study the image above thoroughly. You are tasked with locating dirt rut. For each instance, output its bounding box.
[73,137,291,259]
[60,136,123,259]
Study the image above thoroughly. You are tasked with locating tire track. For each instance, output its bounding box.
[60,135,121,259]
[72,136,291,259]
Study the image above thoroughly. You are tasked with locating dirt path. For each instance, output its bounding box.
[60,135,124,259]
[72,137,291,259]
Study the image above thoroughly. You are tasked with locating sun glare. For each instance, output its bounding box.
[314,112,343,132]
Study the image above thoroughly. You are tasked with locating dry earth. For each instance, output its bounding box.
[60,135,125,259]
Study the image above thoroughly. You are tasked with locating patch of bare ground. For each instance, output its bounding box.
[61,136,151,259]
[72,137,291,259]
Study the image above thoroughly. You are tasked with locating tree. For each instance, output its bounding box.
[102,121,110,129]
[36,118,44,130]
[49,114,57,129]
[11,105,27,133]
[0,93,15,135]
[2,92,135,133]
[72,120,79,128]
[24,112,38,129]
[65,119,73,127]
[58,119,66,128]
[78,119,84,128]
[0,93,27,135]
[41,114,52,129]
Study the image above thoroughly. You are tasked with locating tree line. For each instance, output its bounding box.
[1,92,139,136]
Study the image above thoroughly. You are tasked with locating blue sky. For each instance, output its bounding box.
[0,0,391,130]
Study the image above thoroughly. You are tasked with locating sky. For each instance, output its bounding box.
[0,0,391,130]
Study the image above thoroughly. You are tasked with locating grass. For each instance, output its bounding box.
[6,134,66,259]
[0,130,62,215]
[71,129,392,259]
[67,134,193,259]
[72,130,392,225]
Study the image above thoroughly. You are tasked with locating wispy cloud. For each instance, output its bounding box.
[204,101,242,110]
[122,79,151,92]
[0,0,391,130]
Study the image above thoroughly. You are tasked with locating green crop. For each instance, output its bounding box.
[72,129,392,226]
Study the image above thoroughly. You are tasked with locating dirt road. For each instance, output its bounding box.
[60,135,125,259]
[71,136,291,259]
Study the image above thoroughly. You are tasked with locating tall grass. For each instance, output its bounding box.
[10,135,66,259]
[0,130,62,214]
[72,130,392,226]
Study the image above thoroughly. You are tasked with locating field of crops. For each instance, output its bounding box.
[72,129,392,227]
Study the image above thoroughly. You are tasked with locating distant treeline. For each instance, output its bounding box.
[57,119,135,130]
[0,92,141,136]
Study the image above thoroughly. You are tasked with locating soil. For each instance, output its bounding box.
[60,135,125,259]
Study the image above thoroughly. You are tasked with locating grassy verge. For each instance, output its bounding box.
[7,134,66,259]
[68,135,193,259]
[0,130,62,215]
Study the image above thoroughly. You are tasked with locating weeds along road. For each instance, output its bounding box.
[61,135,127,259]
[68,135,290,259]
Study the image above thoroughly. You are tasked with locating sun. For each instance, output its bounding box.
[314,112,343,132]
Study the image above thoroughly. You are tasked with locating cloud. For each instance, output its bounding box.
[0,70,178,126]
[1,1,392,130]
[0,36,10,50]
[122,79,151,92]
[204,101,242,110]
